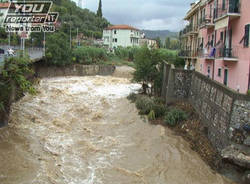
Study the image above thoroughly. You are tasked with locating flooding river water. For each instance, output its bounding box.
[0,71,235,184]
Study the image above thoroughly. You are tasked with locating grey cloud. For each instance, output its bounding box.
[81,0,194,31]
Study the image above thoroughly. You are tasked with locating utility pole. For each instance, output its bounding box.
[77,27,79,46]
[70,23,72,49]
[23,0,25,56]
[8,32,10,48]
[43,31,46,57]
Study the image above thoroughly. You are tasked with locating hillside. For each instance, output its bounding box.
[51,0,110,37]
[142,30,178,41]
[29,0,110,47]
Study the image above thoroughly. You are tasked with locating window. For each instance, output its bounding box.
[211,34,214,47]
[222,0,226,10]
[114,30,117,34]
[115,38,117,43]
[210,4,213,18]
[220,31,224,41]
[218,68,221,77]
[208,66,211,78]
[244,24,250,47]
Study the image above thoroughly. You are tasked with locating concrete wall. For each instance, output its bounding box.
[33,64,115,78]
[162,62,250,151]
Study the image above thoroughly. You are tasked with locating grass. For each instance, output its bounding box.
[99,56,135,68]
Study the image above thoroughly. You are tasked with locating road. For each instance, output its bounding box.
[0,45,43,67]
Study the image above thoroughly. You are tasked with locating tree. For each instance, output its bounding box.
[155,37,162,48]
[97,0,102,18]
[169,39,180,50]
[45,32,72,66]
[165,37,171,49]
[133,46,162,95]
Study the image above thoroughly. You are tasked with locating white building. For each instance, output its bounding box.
[103,25,141,49]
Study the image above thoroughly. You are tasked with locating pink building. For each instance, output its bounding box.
[180,0,250,93]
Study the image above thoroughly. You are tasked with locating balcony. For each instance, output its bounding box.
[216,46,239,61]
[178,50,189,57]
[198,47,216,60]
[199,15,215,29]
[180,24,199,37]
[214,0,240,22]
[179,49,198,58]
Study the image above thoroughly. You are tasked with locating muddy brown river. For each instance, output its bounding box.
[0,71,235,184]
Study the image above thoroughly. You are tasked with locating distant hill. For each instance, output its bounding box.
[142,30,178,42]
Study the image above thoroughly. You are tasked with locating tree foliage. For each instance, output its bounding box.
[165,37,180,50]
[72,46,107,64]
[0,56,35,112]
[133,46,162,95]
[45,32,72,66]
[97,0,103,18]
[30,0,110,47]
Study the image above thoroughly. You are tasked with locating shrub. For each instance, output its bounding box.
[152,103,167,118]
[148,110,156,121]
[127,92,138,102]
[135,96,154,115]
[247,90,250,96]
[114,46,139,61]
[72,46,107,64]
[45,32,72,66]
[164,108,188,126]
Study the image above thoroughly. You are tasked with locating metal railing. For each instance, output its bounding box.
[214,0,240,20]
[179,24,199,37]
[216,46,239,59]
[198,47,216,58]
[179,49,198,58]
[199,14,214,27]
[198,45,239,59]
[0,45,44,64]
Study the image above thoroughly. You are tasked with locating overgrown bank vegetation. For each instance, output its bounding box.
[128,47,221,171]
[0,56,35,116]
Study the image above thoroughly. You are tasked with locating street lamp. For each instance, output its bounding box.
[64,21,72,49]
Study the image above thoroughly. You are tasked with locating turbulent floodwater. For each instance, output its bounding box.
[0,73,235,184]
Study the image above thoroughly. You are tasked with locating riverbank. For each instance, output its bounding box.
[149,101,245,183]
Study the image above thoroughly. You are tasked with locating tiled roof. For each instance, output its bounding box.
[105,25,139,31]
[0,2,10,8]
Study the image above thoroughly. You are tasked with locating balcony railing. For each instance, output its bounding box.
[198,47,216,59]
[178,50,189,57]
[179,24,199,37]
[216,46,239,61]
[199,15,215,28]
[179,49,198,58]
[214,0,240,20]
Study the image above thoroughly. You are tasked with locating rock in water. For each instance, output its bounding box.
[221,145,250,169]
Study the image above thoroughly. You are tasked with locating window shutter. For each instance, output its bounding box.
[244,24,250,47]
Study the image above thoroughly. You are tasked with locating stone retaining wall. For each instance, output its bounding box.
[162,62,250,151]
[33,63,115,78]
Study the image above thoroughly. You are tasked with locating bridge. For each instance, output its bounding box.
[0,45,44,69]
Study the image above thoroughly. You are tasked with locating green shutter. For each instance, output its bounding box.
[244,24,250,47]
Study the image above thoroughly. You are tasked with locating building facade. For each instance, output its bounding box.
[139,38,158,49]
[103,25,141,50]
[180,0,250,93]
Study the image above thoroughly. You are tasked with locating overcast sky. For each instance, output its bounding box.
[75,0,195,31]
